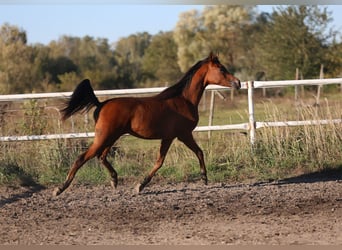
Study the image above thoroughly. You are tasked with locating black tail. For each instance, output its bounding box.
[60,79,101,121]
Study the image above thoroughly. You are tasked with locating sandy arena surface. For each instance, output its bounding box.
[0,171,341,245]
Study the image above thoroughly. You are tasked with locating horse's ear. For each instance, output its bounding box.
[209,51,219,61]
[209,51,214,61]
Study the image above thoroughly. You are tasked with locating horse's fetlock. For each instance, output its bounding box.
[53,187,63,196]
[201,174,208,185]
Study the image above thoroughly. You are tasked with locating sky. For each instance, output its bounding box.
[0,4,341,45]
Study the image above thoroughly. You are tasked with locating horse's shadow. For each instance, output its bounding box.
[0,184,45,208]
[1,166,341,205]
[251,164,342,187]
[142,165,342,195]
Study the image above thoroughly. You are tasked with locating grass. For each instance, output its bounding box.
[0,89,341,187]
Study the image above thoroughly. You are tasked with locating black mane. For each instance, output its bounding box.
[155,56,210,100]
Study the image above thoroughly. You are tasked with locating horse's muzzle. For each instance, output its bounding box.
[232,80,241,89]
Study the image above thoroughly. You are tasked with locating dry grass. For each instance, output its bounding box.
[0,90,341,186]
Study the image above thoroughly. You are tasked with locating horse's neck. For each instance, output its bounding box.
[182,71,206,107]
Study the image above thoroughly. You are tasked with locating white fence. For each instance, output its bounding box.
[0,78,341,144]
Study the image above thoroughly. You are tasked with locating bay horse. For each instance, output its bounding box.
[53,52,240,196]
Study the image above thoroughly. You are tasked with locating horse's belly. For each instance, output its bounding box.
[129,120,172,139]
[129,100,198,139]
[130,116,196,140]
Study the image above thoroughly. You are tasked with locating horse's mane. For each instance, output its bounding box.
[155,56,210,100]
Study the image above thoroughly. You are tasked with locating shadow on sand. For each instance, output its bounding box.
[276,165,341,184]
[1,166,341,203]
[0,184,46,208]
[252,165,342,187]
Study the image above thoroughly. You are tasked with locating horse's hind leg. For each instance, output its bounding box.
[53,144,99,196]
[99,146,118,189]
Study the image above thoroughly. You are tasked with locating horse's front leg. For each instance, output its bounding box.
[135,138,173,193]
[178,133,207,185]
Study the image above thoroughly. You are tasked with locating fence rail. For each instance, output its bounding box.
[0,78,341,144]
[253,78,342,88]
[0,84,247,102]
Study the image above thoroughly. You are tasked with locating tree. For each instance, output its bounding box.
[323,39,342,78]
[47,35,119,90]
[46,56,78,83]
[173,6,255,73]
[254,6,335,80]
[0,22,27,45]
[114,32,152,87]
[29,44,52,92]
[0,23,33,93]
[142,31,182,86]
[173,9,204,72]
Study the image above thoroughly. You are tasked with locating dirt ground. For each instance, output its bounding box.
[0,170,341,245]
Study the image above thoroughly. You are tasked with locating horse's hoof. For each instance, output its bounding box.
[135,183,144,194]
[53,187,62,196]
[110,180,117,189]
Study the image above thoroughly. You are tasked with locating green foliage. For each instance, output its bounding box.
[323,41,342,77]
[0,24,34,93]
[254,6,335,80]
[47,56,79,83]
[0,6,341,94]
[0,22,27,45]
[0,162,36,186]
[173,5,341,80]
[142,31,182,86]
[114,32,152,87]
[20,100,47,135]
[58,72,82,91]
[174,6,256,74]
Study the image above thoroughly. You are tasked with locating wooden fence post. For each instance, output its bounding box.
[315,64,324,106]
[208,90,215,139]
[248,81,256,146]
[295,68,299,102]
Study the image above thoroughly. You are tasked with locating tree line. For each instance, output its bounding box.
[0,5,341,94]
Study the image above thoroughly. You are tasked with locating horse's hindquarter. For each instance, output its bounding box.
[95,98,137,135]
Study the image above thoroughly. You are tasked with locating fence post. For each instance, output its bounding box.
[315,64,324,106]
[248,81,256,146]
[295,68,299,102]
[208,90,215,139]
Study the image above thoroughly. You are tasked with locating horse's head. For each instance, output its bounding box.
[204,52,241,89]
